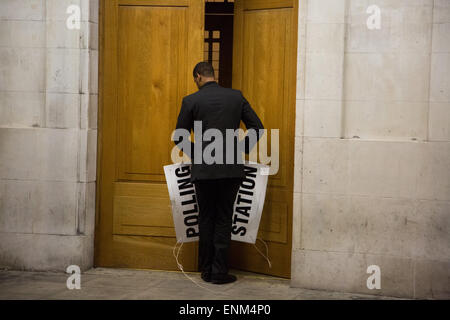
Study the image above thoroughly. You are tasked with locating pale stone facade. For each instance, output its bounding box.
[292,0,450,299]
[0,0,98,271]
[0,0,448,299]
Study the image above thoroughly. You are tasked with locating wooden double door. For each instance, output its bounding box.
[96,0,298,278]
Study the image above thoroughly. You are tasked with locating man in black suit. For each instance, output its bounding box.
[174,62,264,284]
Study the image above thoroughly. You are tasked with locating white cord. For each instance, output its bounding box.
[172,238,272,294]
[253,238,272,269]
[172,240,227,295]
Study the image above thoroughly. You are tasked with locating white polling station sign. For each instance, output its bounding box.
[163,162,269,244]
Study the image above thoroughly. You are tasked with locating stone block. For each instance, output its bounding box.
[414,200,450,261]
[301,193,421,257]
[306,23,344,54]
[89,50,99,94]
[77,182,97,238]
[0,128,78,181]
[304,99,342,138]
[0,20,45,48]
[80,93,98,129]
[434,0,450,23]
[0,179,79,236]
[291,249,415,298]
[295,99,304,137]
[46,20,81,49]
[293,135,303,193]
[302,137,349,194]
[78,129,98,183]
[305,53,344,100]
[0,48,45,92]
[85,182,97,236]
[0,0,44,20]
[348,0,433,53]
[46,0,82,21]
[0,92,43,128]
[430,53,450,102]
[414,259,450,299]
[429,102,450,141]
[296,52,306,100]
[30,181,78,235]
[348,140,420,198]
[432,23,450,53]
[0,233,94,272]
[37,128,79,181]
[0,180,34,234]
[344,52,430,102]
[343,100,428,140]
[46,48,81,94]
[292,192,302,251]
[80,22,99,50]
[80,49,98,94]
[416,142,450,201]
[307,0,346,24]
[45,93,80,129]
[88,0,99,24]
[0,128,39,180]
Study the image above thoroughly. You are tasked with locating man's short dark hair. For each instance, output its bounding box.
[193,61,215,78]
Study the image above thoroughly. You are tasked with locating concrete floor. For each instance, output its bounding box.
[0,268,403,300]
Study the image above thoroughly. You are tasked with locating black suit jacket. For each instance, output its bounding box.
[174,81,264,181]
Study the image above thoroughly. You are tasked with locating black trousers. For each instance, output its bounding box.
[194,178,242,276]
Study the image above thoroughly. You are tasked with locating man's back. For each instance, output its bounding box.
[175,81,264,181]
[186,81,243,131]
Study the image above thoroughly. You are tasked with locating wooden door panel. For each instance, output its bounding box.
[113,182,175,237]
[96,0,204,271]
[243,0,294,10]
[117,6,187,182]
[230,0,297,278]
[258,200,288,244]
[241,8,291,188]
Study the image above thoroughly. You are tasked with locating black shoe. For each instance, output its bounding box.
[211,274,237,285]
[201,272,211,283]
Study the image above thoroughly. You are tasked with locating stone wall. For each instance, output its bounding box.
[0,0,98,271]
[292,0,450,299]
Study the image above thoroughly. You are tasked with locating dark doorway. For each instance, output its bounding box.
[204,0,234,88]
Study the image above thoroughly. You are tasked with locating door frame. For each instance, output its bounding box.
[94,0,105,265]
[94,0,299,276]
